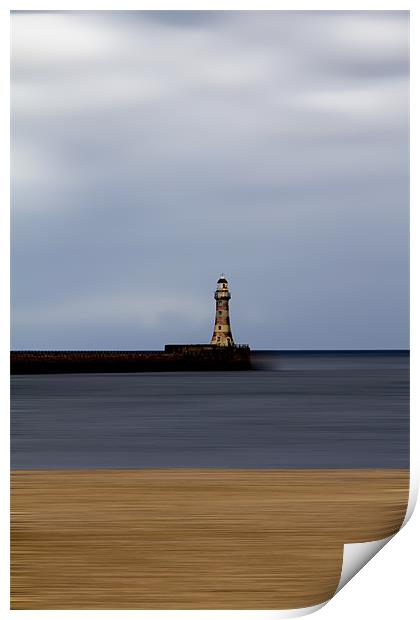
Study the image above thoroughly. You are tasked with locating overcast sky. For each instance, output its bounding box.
[11,10,409,350]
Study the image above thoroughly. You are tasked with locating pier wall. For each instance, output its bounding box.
[11,346,251,374]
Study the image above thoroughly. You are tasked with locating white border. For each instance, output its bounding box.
[3,2,417,618]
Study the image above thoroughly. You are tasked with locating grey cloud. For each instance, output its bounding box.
[133,10,228,28]
[11,11,409,349]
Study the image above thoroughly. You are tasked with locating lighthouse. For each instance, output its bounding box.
[210,275,234,346]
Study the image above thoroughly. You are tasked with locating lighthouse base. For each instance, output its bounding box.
[164,344,251,370]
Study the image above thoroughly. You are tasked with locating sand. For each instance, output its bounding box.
[11,469,409,609]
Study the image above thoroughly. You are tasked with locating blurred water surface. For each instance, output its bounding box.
[11,352,409,469]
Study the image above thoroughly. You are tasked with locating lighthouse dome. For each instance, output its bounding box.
[217,277,228,284]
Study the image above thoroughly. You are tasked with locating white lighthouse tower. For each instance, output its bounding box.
[210,275,234,346]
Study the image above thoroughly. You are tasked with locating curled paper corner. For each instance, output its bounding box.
[335,535,394,594]
[334,470,416,597]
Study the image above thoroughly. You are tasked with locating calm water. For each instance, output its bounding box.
[11,352,409,469]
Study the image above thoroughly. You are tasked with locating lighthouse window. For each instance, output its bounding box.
[218,311,222,315]
[218,325,221,330]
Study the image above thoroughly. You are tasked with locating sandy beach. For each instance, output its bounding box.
[11,469,409,609]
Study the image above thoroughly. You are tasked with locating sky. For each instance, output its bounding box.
[11,10,409,350]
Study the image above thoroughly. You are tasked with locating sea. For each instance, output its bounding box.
[11,351,409,470]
